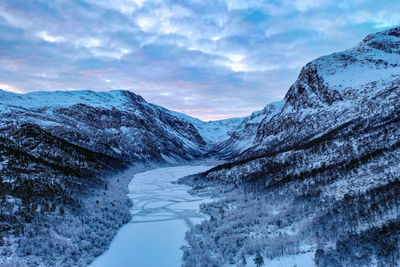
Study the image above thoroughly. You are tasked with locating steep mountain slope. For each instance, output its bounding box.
[180,27,400,267]
[250,27,400,157]
[0,89,242,266]
[0,90,210,162]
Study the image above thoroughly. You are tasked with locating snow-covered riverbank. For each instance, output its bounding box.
[90,165,214,267]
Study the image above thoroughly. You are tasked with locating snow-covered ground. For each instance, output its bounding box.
[90,165,214,267]
[242,252,315,267]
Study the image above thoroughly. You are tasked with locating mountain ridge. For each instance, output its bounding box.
[0,88,250,149]
[179,27,400,267]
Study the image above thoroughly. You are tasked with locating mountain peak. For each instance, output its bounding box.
[283,26,400,110]
[360,26,400,54]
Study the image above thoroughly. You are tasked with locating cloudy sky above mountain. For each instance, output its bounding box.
[0,0,399,120]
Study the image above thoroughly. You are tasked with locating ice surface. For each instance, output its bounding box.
[90,165,214,267]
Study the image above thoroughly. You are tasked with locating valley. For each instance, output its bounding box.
[0,26,399,266]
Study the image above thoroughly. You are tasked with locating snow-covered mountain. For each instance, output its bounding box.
[1,89,208,162]
[249,26,400,157]
[208,101,284,158]
[0,88,246,266]
[165,109,244,146]
[180,27,400,267]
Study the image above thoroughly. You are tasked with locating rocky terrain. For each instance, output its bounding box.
[180,27,400,266]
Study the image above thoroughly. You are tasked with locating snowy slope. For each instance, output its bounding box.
[209,101,284,158]
[248,27,400,156]
[0,90,138,109]
[156,106,244,145]
[184,117,244,145]
[282,28,400,111]
[181,27,400,267]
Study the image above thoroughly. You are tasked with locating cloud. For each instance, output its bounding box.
[0,0,399,120]
[0,82,24,93]
[38,31,65,43]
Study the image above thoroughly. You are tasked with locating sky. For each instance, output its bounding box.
[0,1,399,120]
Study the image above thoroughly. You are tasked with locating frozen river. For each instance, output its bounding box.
[90,165,214,267]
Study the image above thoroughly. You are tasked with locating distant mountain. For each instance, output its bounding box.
[209,101,284,158]
[181,27,400,267]
[165,108,244,146]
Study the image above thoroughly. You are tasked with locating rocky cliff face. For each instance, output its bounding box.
[251,27,400,157]
[181,27,400,266]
